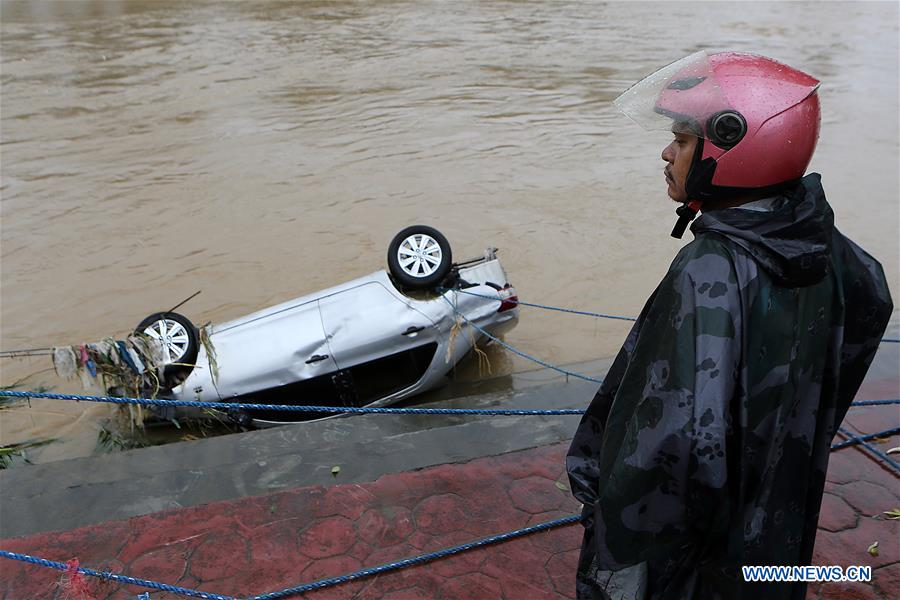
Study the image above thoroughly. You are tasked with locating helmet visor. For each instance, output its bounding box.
[614,51,737,143]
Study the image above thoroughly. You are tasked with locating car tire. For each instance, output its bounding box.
[135,312,200,383]
[388,225,453,289]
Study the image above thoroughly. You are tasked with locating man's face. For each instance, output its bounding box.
[661,128,699,203]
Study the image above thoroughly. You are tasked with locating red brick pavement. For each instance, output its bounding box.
[806,398,899,600]
[2,400,897,599]
[2,443,582,600]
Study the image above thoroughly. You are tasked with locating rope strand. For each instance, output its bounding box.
[0,390,585,415]
[0,390,897,414]
[442,294,604,383]
[1,515,581,600]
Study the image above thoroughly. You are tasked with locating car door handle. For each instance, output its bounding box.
[402,326,425,336]
[305,354,330,364]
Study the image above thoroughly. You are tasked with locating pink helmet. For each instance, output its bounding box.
[615,51,821,200]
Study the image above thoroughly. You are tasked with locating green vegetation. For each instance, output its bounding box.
[0,381,52,408]
[96,427,150,453]
[0,380,58,468]
[0,439,56,469]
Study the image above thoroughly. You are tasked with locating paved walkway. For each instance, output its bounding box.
[807,400,899,600]
[2,429,897,599]
[3,443,580,599]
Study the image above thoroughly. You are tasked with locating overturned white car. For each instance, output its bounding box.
[138,226,519,425]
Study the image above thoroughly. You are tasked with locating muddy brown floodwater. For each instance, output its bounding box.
[1,1,898,465]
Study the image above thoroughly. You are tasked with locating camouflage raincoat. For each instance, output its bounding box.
[566,174,892,599]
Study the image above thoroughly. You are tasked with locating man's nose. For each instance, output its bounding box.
[661,142,675,163]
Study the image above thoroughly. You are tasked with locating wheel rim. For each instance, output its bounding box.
[143,319,191,364]
[396,233,443,278]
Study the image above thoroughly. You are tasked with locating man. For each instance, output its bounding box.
[566,51,893,599]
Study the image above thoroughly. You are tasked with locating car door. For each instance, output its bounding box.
[318,281,438,404]
[209,298,339,399]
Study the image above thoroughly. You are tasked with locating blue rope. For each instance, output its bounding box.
[836,427,900,472]
[0,550,233,599]
[1,391,897,414]
[1,515,581,600]
[442,295,604,384]
[442,288,637,322]
[249,514,580,599]
[848,399,900,407]
[831,426,900,450]
[445,289,900,344]
[0,390,585,415]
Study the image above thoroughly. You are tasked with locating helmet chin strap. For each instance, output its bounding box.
[670,137,709,239]
[671,200,702,239]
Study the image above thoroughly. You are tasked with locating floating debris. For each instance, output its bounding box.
[199,325,219,386]
[52,347,77,379]
[51,335,166,400]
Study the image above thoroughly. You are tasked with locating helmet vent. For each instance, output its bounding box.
[666,76,706,90]
[707,110,747,149]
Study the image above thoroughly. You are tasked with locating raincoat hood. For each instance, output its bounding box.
[691,173,833,286]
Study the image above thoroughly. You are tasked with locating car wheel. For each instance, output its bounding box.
[135,311,199,367]
[388,225,453,289]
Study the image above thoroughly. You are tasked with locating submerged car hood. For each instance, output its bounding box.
[690,173,834,287]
